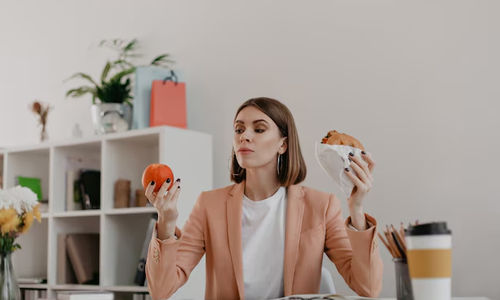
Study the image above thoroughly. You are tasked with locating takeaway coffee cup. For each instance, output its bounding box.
[405,222,452,300]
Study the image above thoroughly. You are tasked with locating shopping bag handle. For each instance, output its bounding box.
[162,70,179,86]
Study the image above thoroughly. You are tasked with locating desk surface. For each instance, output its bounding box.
[277,295,490,300]
[378,298,490,300]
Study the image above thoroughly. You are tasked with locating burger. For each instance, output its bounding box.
[321,130,365,151]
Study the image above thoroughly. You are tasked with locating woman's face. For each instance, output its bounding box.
[233,106,287,170]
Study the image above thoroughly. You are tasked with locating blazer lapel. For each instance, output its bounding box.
[283,184,305,296]
[227,182,245,299]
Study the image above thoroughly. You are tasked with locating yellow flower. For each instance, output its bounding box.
[19,212,34,233]
[0,209,17,226]
[1,213,20,234]
[33,204,42,222]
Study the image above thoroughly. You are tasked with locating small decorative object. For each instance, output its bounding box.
[65,38,177,134]
[135,189,147,207]
[114,179,131,208]
[0,186,42,300]
[30,101,51,142]
[71,123,83,138]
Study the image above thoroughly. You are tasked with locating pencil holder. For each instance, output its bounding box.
[393,258,413,300]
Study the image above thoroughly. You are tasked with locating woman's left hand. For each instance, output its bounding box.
[344,151,376,227]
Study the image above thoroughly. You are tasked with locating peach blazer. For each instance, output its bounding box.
[146,181,383,300]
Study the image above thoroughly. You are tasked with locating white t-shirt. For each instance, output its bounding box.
[242,186,287,300]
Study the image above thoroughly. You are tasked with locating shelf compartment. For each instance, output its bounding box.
[52,142,101,213]
[50,216,101,286]
[101,214,155,287]
[12,218,48,281]
[102,134,159,211]
[4,148,50,202]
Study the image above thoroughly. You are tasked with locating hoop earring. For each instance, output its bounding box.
[232,162,244,177]
[231,154,245,177]
[277,154,282,176]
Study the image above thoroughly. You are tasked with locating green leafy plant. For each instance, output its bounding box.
[65,39,176,105]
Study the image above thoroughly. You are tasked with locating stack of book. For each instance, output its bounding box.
[57,233,99,285]
[22,289,47,300]
[132,293,152,300]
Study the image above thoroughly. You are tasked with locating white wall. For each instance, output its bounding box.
[1,0,499,298]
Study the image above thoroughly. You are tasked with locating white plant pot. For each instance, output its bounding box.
[90,103,132,134]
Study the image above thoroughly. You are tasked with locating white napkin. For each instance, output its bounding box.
[315,142,363,198]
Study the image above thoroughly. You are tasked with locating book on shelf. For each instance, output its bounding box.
[78,169,101,210]
[56,291,113,300]
[134,213,158,286]
[65,154,100,211]
[66,233,99,284]
[65,170,81,211]
[57,234,77,284]
[65,168,100,211]
[17,176,43,201]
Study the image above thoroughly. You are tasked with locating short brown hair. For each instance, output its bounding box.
[230,97,307,186]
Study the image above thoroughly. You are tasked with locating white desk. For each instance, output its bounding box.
[378,298,490,300]
[279,296,490,300]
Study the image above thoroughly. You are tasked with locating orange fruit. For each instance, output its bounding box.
[141,163,174,193]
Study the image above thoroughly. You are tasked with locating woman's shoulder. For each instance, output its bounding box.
[197,183,238,203]
[293,185,339,208]
[295,185,331,199]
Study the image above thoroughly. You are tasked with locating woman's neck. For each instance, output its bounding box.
[244,166,281,201]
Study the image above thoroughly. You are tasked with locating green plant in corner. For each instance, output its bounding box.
[65,39,176,106]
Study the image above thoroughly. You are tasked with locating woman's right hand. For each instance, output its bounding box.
[145,178,181,238]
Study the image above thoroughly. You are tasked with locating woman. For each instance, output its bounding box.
[145,97,383,300]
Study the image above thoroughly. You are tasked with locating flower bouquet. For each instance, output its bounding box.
[0,186,42,300]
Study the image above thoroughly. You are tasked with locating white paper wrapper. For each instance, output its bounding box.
[315,142,363,198]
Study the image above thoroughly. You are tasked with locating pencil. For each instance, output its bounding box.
[391,231,406,260]
[391,224,407,253]
[385,226,401,258]
[400,222,405,240]
[377,232,395,258]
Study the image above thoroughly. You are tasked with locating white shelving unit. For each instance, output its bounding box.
[2,126,213,299]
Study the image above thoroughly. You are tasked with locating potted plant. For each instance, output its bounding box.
[65,39,176,134]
